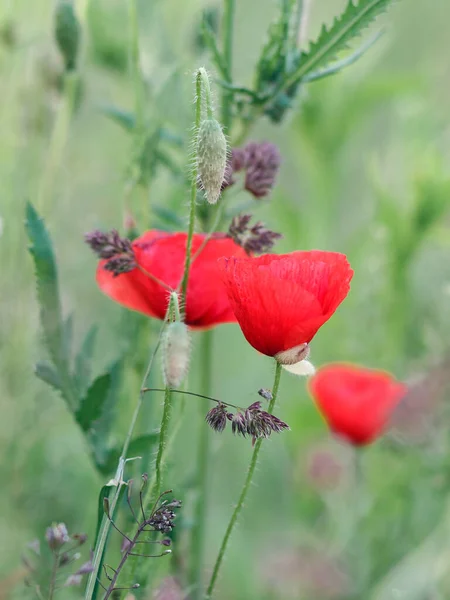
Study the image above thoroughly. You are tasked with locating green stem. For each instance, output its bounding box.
[205,362,283,599]
[84,326,165,600]
[48,551,59,600]
[221,0,235,131]
[129,0,144,130]
[36,72,78,213]
[180,71,203,300]
[154,386,173,502]
[189,329,213,598]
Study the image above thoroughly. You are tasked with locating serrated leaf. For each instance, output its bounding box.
[26,203,78,409]
[256,0,295,91]
[100,104,136,130]
[35,361,63,391]
[62,313,74,365]
[99,432,159,475]
[26,202,64,367]
[74,324,98,397]
[283,0,394,89]
[76,372,111,432]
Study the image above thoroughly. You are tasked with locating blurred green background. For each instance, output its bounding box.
[1,0,450,598]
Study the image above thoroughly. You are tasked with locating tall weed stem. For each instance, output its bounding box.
[205,362,283,599]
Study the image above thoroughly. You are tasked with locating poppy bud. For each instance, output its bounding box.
[54,1,80,72]
[197,118,227,204]
[162,322,190,388]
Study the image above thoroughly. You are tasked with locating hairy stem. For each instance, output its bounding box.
[205,362,283,599]
[154,386,173,503]
[189,329,213,598]
[48,551,59,600]
[179,70,203,300]
[221,0,235,131]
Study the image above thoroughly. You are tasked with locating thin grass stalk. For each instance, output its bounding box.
[205,362,283,599]
[36,72,78,213]
[84,326,165,600]
[189,329,213,598]
[221,0,235,131]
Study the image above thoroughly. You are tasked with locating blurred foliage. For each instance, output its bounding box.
[1,0,450,599]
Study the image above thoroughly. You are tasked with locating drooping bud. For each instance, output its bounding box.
[54,1,81,72]
[162,322,191,388]
[197,118,227,204]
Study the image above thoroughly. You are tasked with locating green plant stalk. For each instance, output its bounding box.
[128,0,144,130]
[84,326,165,600]
[205,362,283,599]
[153,386,173,502]
[189,329,213,598]
[36,72,78,213]
[221,0,235,131]
[180,69,207,300]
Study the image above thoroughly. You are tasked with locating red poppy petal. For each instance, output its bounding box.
[96,261,161,318]
[309,364,407,445]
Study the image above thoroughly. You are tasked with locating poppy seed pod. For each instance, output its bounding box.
[162,322,191,388]
[197,118,227,204]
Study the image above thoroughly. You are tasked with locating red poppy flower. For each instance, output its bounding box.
[219,251,353,362]
[309,364,408,445]
[96,230,247,328]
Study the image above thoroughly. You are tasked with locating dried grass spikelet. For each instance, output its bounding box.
[162,321,191,388]
[197,118,227,204]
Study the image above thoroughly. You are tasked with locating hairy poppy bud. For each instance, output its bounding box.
[54,1,80,71]
[197,118,227,204]
[162,322,190,388]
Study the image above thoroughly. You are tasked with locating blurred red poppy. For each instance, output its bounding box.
[309,364,407,445]
[219,251,353,361]
[96,230,247,328]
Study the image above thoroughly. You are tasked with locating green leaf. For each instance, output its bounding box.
[76,372,111,432]
[26,202,64,367]
[282,0,395,90]
[256,0,295,91]
[302,29,384,83]
[74,324,98,397]
[99,104,136,130]
[35,361,63,391]
[99,432,159,475]
[26,203,78,409]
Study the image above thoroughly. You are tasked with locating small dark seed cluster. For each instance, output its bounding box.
[149,499,182,534]
[205,400,289,442]
[223,141,281,199]
[85,229,137,277]
[228,213,282,255]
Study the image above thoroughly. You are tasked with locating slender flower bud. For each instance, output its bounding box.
[54,1,80,72]
[162,322,191,388]
[45,523,70,550]
[197,118,227,204]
